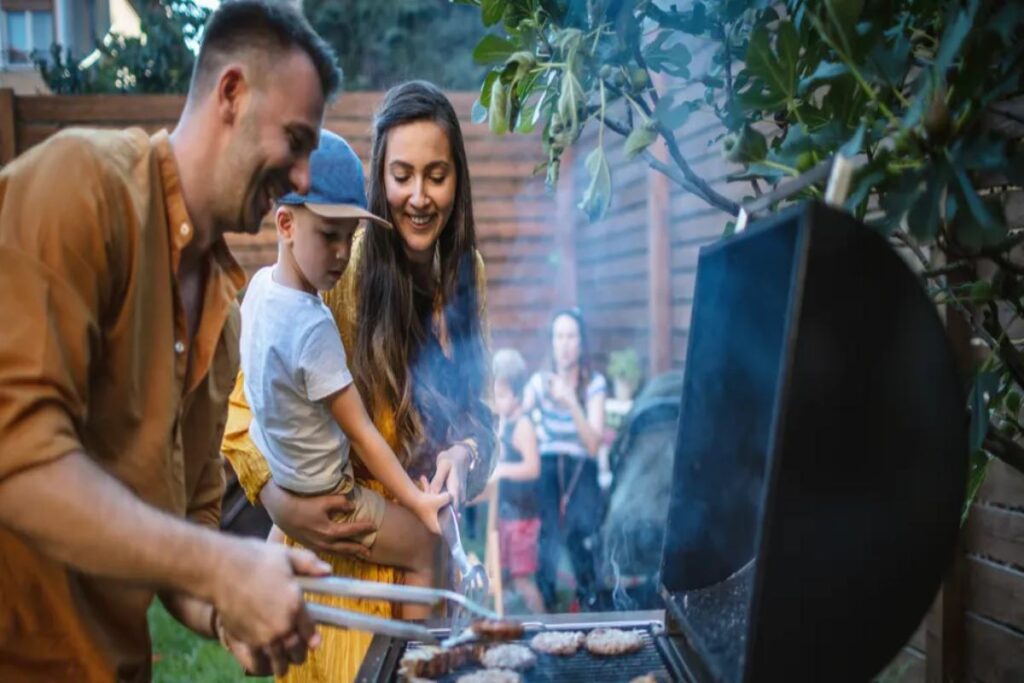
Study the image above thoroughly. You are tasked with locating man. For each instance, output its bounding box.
[0,2,373,680]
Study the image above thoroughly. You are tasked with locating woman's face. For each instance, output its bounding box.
[552,314,582,370]
[383,120,457,264]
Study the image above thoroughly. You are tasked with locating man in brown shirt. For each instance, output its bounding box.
[0,2,373,680]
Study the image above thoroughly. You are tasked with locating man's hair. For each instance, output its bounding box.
[492,348,529,401]
[190,0,341,100]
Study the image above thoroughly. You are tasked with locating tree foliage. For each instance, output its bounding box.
[463,0,1024,489]
[305,0,487,90]
[37,0,208,94]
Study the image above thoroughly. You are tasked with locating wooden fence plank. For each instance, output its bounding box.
[966,504,1024,568]
[0,88,16,165]
[965,612,1024,682]
[966,556,1024,632]
[976,460,1024,509]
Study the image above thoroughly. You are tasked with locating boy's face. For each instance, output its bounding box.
[283,206,359,292]
[493,379,519,418]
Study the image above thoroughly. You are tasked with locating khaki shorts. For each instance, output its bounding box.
[286,463,388,549]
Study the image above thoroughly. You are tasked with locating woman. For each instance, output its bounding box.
[222,81,496,682]
[523,308,607,612]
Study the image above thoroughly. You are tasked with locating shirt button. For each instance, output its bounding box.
[174,340,186,354]
[179,223,190,237]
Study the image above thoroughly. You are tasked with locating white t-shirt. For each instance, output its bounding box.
[240,267,353,493]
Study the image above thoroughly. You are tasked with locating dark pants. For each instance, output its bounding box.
[536,455,603,611]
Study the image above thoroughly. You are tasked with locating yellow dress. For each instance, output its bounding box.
[221,231,490,683]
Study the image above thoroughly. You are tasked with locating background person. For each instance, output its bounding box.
[524,308,608,612]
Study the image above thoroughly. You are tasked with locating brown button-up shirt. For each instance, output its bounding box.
[0,128,244,682]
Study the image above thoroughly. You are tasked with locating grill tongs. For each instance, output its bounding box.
[296,576,498,645]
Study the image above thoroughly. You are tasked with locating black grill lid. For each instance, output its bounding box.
[660,203,967,682]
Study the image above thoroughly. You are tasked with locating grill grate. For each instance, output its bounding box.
[396,628,671,683]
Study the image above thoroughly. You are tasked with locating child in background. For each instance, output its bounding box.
[490,349,545,613]
[240,131,449,617]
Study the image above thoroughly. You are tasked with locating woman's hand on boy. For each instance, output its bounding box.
[260,481,375,558]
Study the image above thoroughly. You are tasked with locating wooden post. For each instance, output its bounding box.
[647,74,673,375]
[926,536,966,683]
[925,252,973,683]
[0,88,16,166]
[555,146,577,307]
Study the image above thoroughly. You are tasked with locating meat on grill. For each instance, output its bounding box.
[584,628,646,656]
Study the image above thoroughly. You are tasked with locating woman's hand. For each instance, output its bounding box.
[259,481,375,558]
[428,443,472,508]
[548,375,578,409]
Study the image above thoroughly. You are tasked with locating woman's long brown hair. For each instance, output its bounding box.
[354,81,495,480]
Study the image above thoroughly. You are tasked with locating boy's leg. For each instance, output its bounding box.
[365,499,438,620]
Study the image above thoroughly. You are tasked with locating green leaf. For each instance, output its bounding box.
[481,0,506,27]
[624,124,659,158]
[963,448,992,525]
[969,371,999,453]
[907,168,946,241]
[478,69,499,107]
[844,167,885,212]
[954,167,999,232]
[745,22,799,110]
[722,125,768,164]
[839,121,866,157]
[798,61,849,95]
[473,34,517,65]
[471,99,488,124]
[557,71,583,132]
[488,77,510,135]
[653,95,700,130]
[579,146,611,221]
[935,0,979,76]
[878,170,923,234]
[1005,391,1022,416]
[644,32,692,78]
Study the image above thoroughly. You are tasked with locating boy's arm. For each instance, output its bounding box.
[327,385,448,534]
[494,417,540,482]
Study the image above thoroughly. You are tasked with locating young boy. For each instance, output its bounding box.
[240,131,449,616]
[490,349,545,613]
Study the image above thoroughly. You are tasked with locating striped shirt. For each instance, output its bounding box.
[526,371,607,458]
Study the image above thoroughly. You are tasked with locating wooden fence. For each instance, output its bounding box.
[2,87,1023,681]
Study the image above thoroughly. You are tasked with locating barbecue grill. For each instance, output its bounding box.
[354,202,968,682]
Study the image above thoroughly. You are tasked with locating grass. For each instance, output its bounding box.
[149,600,271,683]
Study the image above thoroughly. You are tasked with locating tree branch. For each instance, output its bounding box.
[983,426,1024,474]
[657,122,741,215]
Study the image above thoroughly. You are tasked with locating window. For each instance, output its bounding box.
[2,10,53,65]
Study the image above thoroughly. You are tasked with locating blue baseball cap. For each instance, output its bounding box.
[278,129,391,228]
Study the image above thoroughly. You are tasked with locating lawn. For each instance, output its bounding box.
[149,600,271,683]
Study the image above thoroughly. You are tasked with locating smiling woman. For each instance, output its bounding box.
[222,80,497,683]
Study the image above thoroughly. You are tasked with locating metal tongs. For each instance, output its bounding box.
[297,576,497,644]
[438,504,490,631]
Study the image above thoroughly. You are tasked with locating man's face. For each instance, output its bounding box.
[219,49,325,236]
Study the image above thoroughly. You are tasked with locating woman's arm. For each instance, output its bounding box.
[551,377,605,456]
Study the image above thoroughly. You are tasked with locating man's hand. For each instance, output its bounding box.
[209,538,328,658]
[260,481,375,557]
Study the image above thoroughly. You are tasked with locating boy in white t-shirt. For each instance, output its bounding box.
[240,131,448,614]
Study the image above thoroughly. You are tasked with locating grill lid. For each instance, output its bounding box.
[660,203,967,682]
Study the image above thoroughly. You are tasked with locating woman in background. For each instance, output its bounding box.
[524,308,607,611]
